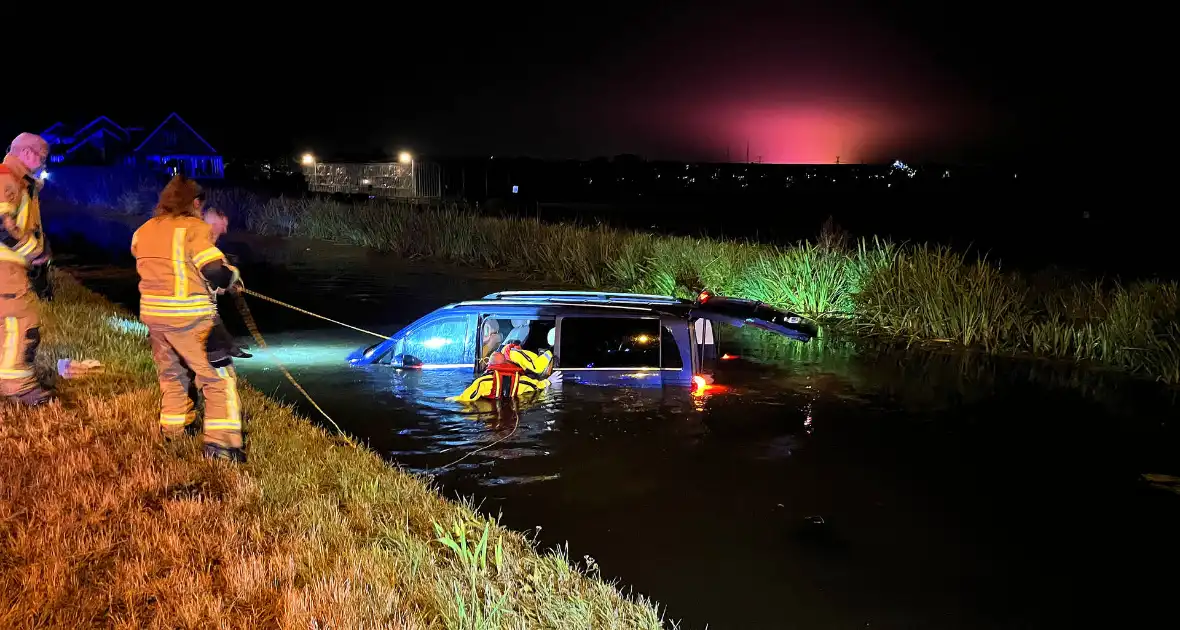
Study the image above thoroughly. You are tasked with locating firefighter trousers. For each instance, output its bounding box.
[147,317,243,448]
[0,294,40,397]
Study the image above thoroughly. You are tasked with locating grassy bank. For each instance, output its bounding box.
[244,196,1180,384]
[0,272,666,628]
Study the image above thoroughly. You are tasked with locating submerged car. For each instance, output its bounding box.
[347,290,818,388]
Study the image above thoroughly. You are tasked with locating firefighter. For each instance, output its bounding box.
[132,175,246,462]
[451,351,553,403]
[0,133,53,406]
[502,339,554,380]
[451,326,562,403]
[201,205,250,364]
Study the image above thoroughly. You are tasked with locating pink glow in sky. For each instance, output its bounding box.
[582,7,984,163]
[622,92,961,164]
[693,103,922,164]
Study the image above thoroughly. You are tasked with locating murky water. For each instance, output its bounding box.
[64,235,1180,629]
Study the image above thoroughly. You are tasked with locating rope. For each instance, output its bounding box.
[240,288,390,340]
[232,290,357,448]
[439,404,521,469]
[235,287,522,469]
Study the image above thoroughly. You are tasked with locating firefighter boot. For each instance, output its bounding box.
[203,443,247,463]
[9,386,53,407]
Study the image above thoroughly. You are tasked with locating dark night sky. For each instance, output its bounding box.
[9,3,1078,165]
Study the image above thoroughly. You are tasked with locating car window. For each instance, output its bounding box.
[479,316,557,363]
[385,315,475,366]
[559,317,661,368]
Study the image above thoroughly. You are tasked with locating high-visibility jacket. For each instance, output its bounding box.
[0,156,46,297]
[131,214,238,325]
[503,343,554,379]
[454,345,554,402]
[453,362,550,402]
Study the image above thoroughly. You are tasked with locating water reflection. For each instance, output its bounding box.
[235,317,1180,630]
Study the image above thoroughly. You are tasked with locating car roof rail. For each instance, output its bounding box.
[452,299,657,312]
[481,291,686,305]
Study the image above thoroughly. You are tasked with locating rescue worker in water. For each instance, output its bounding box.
[0,133,53,406]
[453,328,559,402]
[452,350,552,402]
[132,175,246,462]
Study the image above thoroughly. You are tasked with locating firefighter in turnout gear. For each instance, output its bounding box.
[502,341,554,380]
[132,175,246,462]
[452,327,562,403]
[0,133,53,406]
[452,350,553,403]
[201,206,250,364]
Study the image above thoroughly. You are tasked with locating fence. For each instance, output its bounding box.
[302,161,442,199]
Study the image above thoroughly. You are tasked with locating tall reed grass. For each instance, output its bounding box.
[247,196,1180,384]
[247,197,888,316]
[39,166,1180,384]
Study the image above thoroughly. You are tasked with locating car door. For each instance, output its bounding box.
[690,298,817,342]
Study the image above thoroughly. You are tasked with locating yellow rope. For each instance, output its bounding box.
[235,287,521,469]
[232,291,357,448]
[439,405,521,469]
[240,288,390,340]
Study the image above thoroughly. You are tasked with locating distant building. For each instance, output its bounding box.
[301,160,442,199]
[40,113,224,178]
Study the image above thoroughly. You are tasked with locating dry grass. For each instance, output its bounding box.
[0,272,668,629]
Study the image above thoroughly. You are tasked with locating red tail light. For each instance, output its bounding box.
[698,290,712,304]
[692,374,708,394]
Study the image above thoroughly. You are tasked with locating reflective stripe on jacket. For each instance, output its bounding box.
[0,158,45,293]
[453,363,549,402]
[131,215,232,324]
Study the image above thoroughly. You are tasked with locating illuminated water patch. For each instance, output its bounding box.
[106,316,148,336]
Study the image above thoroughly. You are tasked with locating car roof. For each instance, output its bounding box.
[441,301,692,318]
[482,290,690,305]
[438,291,695,318]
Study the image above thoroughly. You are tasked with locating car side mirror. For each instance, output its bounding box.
[400,354,423,368]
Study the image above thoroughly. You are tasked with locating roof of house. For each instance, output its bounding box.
[41,113,218,157]
[133,113,218,156]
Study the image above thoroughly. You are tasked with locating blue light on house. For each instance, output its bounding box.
[38,113,224,178]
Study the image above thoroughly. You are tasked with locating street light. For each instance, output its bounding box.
[398,151,415,196]
[301,153,317,190]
